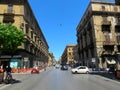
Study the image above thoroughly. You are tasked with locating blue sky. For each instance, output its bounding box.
[28,0,114,60]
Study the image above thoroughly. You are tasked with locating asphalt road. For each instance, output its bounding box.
[0,67,120,90]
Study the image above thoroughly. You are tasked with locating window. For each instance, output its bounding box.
[20,23,24,30]
[31,31,33,39]
[114,7,118,12]
[116,16,120,23]
[25,24,29,34]
[24,43,29,51]
[116,36,120,42]
[102,25,110,32]
[7,4,13,13]
[69,48,71,51]
[34,36,36,42]
[101,6,105,11]
[115,25,120,33]
[69,52,72,56]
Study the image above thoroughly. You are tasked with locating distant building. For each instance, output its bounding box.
[48,52,55,66]
[0,0,49,68]
[76,0,120,70]
[61,44,79,66]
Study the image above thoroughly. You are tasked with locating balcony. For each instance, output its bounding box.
[3,10,15,23]
[24,35,30,41]
[103,41,115,45]
[102,21,111,25]
[101,48,113,55]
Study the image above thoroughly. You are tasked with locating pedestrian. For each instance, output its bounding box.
[5,65,12,80]
[0,64,4,83]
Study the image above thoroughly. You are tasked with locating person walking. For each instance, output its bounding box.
[0,64,4,83]
[5,65,12,81]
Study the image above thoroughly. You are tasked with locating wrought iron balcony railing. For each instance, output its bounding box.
[3,10,15,23]
[103,41,115,45]
[4,10,15,14]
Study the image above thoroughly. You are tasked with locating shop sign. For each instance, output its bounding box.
[12,55,21,58]
[0,55,11,58]
[24,57,29,61]
[0,55,21,59]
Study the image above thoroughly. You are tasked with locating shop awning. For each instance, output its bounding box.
[0,55,21,59]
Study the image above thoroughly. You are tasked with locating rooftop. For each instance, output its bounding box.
[91,0,115,3]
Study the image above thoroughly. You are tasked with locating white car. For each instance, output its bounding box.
[71,66,90,74]
[55,64,60,69]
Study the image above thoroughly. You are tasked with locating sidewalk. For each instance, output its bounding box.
[90,72,120,82]
[0,68,44,87]
[0,67,53,88]
[13,66,52,74]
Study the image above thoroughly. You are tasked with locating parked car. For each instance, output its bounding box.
[31,68,39,74]
[71,66,89,74]
[61,65,68,70]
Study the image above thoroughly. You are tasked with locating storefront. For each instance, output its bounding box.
[0,55,30,69]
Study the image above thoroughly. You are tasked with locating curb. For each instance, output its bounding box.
[0,84,5,87]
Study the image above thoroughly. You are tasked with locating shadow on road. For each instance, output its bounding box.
[90,72,120,82]
[4,79,21,84]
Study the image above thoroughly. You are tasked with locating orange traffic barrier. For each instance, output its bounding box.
[20,68,27,73]
[0,69,4,73]
[116,71,120,78]
[11,68,40,73]
[12,68,18,73]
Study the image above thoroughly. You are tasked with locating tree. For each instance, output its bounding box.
[0,23,25,54]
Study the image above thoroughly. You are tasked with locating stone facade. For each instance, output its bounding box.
[48,52,55,66]
[77,0,120,70]
[61,44,79,66]
[0,0,49,68]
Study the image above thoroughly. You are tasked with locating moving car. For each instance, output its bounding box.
[61,65,68,70]
[71,66,89,74]
[55,64,60,69]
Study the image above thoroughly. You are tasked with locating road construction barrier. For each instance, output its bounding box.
[12,68,27,73]
[116,70,120,78]
[11,67,42,73]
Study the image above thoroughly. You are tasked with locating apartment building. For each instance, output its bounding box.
[0,0,49,68]
[77,0,120,70]
[61,44,79,66]
[48,52,55,66]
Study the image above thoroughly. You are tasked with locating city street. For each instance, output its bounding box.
[0,67,120,90]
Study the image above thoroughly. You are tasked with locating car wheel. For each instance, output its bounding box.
[72,72,74,74]
[86,71,89,74]
[75,71,78,74]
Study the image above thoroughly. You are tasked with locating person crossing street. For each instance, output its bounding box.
[4,65,12,84]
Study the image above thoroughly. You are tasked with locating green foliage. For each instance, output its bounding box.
[0,23,25,53]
